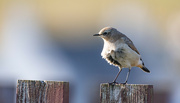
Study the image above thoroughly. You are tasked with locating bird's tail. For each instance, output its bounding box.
[137,64,150,73]
[138,58,150,73]
[140,66,150,73]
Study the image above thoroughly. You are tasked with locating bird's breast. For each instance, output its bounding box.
[101,41,116,58]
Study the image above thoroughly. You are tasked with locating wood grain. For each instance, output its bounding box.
[100,83,153,103]
[16,80,69,103]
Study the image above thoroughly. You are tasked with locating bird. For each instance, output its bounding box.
[93,27,150,84]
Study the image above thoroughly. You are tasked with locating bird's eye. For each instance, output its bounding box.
[103,32,108,35]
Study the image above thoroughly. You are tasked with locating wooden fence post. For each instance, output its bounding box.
[100,83,153,103]
[16,80,69,103]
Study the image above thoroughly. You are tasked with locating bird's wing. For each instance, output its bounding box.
[106,50,122,67]
[122,35,140,55]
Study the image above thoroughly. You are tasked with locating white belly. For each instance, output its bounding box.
[101,42,140,68]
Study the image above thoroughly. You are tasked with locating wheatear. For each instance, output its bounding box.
[93,27,150,84]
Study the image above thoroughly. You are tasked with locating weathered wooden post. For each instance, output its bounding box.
[100,83,153,103]
[16,80,69,103]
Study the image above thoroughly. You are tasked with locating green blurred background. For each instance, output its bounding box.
[0,0,180,103]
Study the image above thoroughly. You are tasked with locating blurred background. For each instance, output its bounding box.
[0,0,180,103]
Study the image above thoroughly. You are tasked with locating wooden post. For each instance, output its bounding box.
[16,80,69,103]
[100,83,153,103]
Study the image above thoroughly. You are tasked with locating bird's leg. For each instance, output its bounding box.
[122,68,131,84]
[112,68,122,83]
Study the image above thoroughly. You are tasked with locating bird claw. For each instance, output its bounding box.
[108,81,128,85]
[108,81,119,85]
[120,82,127,85]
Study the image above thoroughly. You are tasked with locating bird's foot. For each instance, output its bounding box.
[108,81,119,85]
[120,82,127,85]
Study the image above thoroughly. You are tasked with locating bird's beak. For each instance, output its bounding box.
[93,34,100,36]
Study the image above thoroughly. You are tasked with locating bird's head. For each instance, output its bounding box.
[93,27,118,41]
